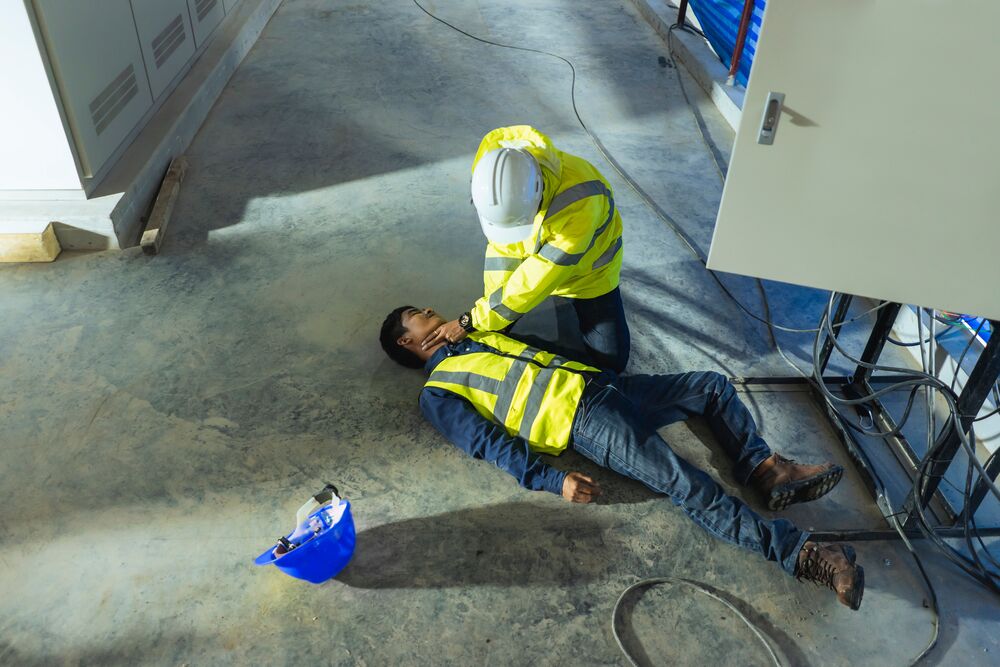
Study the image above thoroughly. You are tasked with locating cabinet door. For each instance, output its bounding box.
[223,0,242,14]
[187,0,225,47]
[130,0,196,100]
[707,0,1000,320]
[32,0,153,178]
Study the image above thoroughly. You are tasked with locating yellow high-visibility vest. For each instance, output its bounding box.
[470,126,624,332]
[423,332,600,454]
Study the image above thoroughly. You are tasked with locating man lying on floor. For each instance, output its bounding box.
[379,305,865,610]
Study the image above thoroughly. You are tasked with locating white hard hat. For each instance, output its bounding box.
[471,148,543,245]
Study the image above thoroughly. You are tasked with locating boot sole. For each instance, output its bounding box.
[843,564,865,611]
[766,465,844,511]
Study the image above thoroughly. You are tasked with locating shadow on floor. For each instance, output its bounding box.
[166,0,697,249]
[337,500,628,589]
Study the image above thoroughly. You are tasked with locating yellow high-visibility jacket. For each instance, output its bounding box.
[423,331,600,454]
[470,126,624,332]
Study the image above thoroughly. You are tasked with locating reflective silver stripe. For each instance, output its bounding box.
[592,236,623,269]
[544,180,609,221]
[428,370,501,394]
[488,287,523,323]
[548,354,570,368]
[517,369,556,440]
[520,344,544,360]
[536,190,615,265]
[523,347,564,367]
[484,257,522,272]
[537,243,585,266]
[492,360,528,424]
[591,195,615,245]
[570,194,616,258]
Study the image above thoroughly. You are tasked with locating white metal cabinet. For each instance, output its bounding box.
[31,0,154,178]
[187,0,226,47]
[707,0,1000,320]
[130,0,196,100]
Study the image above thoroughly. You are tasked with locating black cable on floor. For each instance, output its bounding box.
[412,0,885,335]
[612,576,783,667]
[409,2,1000,664]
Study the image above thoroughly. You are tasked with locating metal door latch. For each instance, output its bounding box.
[757,92,785,145]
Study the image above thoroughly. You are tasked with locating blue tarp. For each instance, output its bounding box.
[686,0,766,87]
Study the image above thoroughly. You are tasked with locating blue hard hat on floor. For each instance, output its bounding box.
[254,483,356,584]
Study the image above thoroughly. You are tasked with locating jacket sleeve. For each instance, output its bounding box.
[471,255,576,331]
[419,386,567,495]
[471,200,599,332]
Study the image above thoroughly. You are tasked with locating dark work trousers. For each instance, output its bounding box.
[504,287,632,373]
[570,370,809,575]
[570,287,631,374]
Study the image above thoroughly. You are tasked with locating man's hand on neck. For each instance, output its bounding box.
[420,319,470,352]
[418,338,449,362]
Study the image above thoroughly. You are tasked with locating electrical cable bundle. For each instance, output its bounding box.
[409,2,1000,663]
[801,295,1000,661]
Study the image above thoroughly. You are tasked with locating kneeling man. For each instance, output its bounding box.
[380,305,864,609]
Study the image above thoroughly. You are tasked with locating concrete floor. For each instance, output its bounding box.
[2,0,998,664]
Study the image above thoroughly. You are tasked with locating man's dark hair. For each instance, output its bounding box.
[380,305,424,369]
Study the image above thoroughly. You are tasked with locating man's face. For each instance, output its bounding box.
[399,307,446,345]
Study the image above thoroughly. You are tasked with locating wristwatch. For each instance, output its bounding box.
[459,312,475,333]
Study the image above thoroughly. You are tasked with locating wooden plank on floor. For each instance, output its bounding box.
[0,222,61,263]
[141,157,188,255]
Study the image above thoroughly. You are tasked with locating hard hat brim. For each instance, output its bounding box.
[478,216,535,245]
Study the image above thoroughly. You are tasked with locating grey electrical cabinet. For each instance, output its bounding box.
[131,0,196,100]
[187,0,226,47]
[32,0,154,178]
[224,0,243,14]
[27,0,239,183]
[708,0,1000,321]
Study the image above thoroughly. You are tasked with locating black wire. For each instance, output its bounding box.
[949,320,988,394]
[807,300,943,662]
[677,21,707,39]
[962,448,1000,584]
[811,293,1000,664]
[612,577,782,667]
[972,404,1000,422]
[409,4,791,663]
[911,448,1000,593]
[414,0,888,336]
[683,13,999,663]
[947,321,1000,421]
[888,336,933,348]
[411,3,1000,661]
[968,450,1000,573]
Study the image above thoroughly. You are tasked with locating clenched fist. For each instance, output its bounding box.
[562,472,602,503]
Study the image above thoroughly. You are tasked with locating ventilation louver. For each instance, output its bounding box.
[195,0,219,22]
[152,14,187,69]
[88,64,139,135]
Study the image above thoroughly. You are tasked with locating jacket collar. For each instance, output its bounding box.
[424,338,494,373]
[424,344,452,373]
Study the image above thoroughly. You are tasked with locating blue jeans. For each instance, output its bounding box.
[569,287,630,374]
[570,371,809,575]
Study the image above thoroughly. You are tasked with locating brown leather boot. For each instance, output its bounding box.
[751,453,844,510]
[795,541,864,610]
